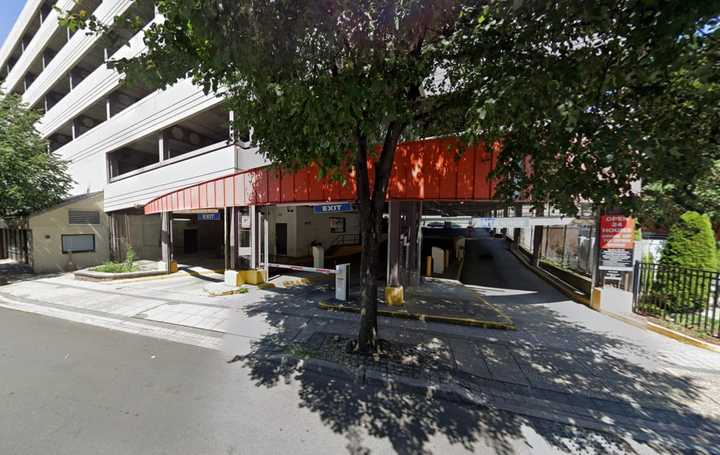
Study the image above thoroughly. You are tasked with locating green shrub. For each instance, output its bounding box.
[660,211,717,270]
[652,212,717,312]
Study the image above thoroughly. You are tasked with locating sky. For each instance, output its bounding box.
[0,0,26,48]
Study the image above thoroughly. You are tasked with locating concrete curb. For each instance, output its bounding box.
[318,301,516,330]
[74,269,167,282]
[600,310,720,354]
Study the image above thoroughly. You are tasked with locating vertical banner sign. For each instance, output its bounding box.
[599,216,635,272]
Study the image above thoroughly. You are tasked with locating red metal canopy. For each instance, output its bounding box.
[144,136,499,215]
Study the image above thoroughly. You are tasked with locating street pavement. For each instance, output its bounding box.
[0,306,642,455]
[0,233,719,453]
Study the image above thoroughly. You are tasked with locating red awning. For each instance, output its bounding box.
[144,136,500,215]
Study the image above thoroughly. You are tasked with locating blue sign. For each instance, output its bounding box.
[197,212,221,221]
[313,203,355,214]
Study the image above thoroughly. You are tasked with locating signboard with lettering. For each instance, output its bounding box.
[197,212,221,221]
[599,215,635,271]
[313,203,355,214]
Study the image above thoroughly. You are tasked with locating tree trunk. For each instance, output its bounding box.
[356,199,382,352]
[353,121,405,354]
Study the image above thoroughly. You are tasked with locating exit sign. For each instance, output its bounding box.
[313,203,355,214]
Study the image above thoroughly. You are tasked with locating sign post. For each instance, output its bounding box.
[598,215,636,289]
[335,263,349,301]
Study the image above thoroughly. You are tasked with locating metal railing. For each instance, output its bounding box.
[633,262,720,338]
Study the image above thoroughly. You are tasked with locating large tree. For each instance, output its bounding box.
[62,0,720,352]
[449,2,720,216]
[0,93,72,219]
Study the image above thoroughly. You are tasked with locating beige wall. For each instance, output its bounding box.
[29,192,110,273]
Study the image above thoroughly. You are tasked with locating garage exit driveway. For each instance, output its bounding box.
[460,232,720,412]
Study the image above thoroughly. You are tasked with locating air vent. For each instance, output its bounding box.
[68,210,100,225]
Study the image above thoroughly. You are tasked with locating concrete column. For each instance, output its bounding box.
[249,205,257,269]
[532,204,545,267]
[230,207,238,270]
[70,119,77,140]
[387,201,401,287]
[385,201,404,305]
[68,71,74,91]
[161,212,173,272]
[263,208,269,280]
[105,96,111,120]
[158,131,167,161]
[513,204,523,250]
[228,110,235,142]
[405,201,422,287]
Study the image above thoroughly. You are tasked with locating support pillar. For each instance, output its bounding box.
[229,207,239,270]
[513,204,523,251]
[263,208,269,281]
[161,212,175,273]
[249,205,257,269]
[105,96,111,120]
[223,208,230,271]
[158,130,167,161]
[385,201,404,306]
[531,204,545,267]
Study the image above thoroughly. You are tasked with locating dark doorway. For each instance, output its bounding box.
[276,223,288,256]
[184,229,198,255]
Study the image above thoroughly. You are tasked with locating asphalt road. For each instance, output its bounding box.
[1,304,652,455]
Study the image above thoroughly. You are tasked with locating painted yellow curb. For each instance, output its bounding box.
[319,302,516,330]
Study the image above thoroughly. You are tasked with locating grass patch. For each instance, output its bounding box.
[92,261,139,273]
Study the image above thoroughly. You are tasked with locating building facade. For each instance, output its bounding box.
[0,0,272,271]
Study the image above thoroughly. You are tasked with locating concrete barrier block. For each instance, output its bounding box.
[385,286,405,306]
[242,269,266,285]
[225,270,245,286]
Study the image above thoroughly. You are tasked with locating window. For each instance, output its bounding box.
[69,210,100,225]
[62,234,95,253]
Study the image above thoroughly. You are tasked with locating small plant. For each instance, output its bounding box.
[125,246,136,271]
[92,248,139,274]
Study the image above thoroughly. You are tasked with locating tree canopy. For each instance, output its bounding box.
[0,93,72,219]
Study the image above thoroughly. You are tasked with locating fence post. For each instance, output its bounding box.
[632,261,640,307]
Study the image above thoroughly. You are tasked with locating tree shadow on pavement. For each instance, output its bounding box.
[223,283,720,454]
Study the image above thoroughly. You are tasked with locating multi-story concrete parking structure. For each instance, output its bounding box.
[1,0,521,305]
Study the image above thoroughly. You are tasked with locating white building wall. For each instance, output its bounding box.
[0,0,46,77]
[267,206,360,258]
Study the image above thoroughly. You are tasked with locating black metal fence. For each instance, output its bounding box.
[633,262,720,338]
